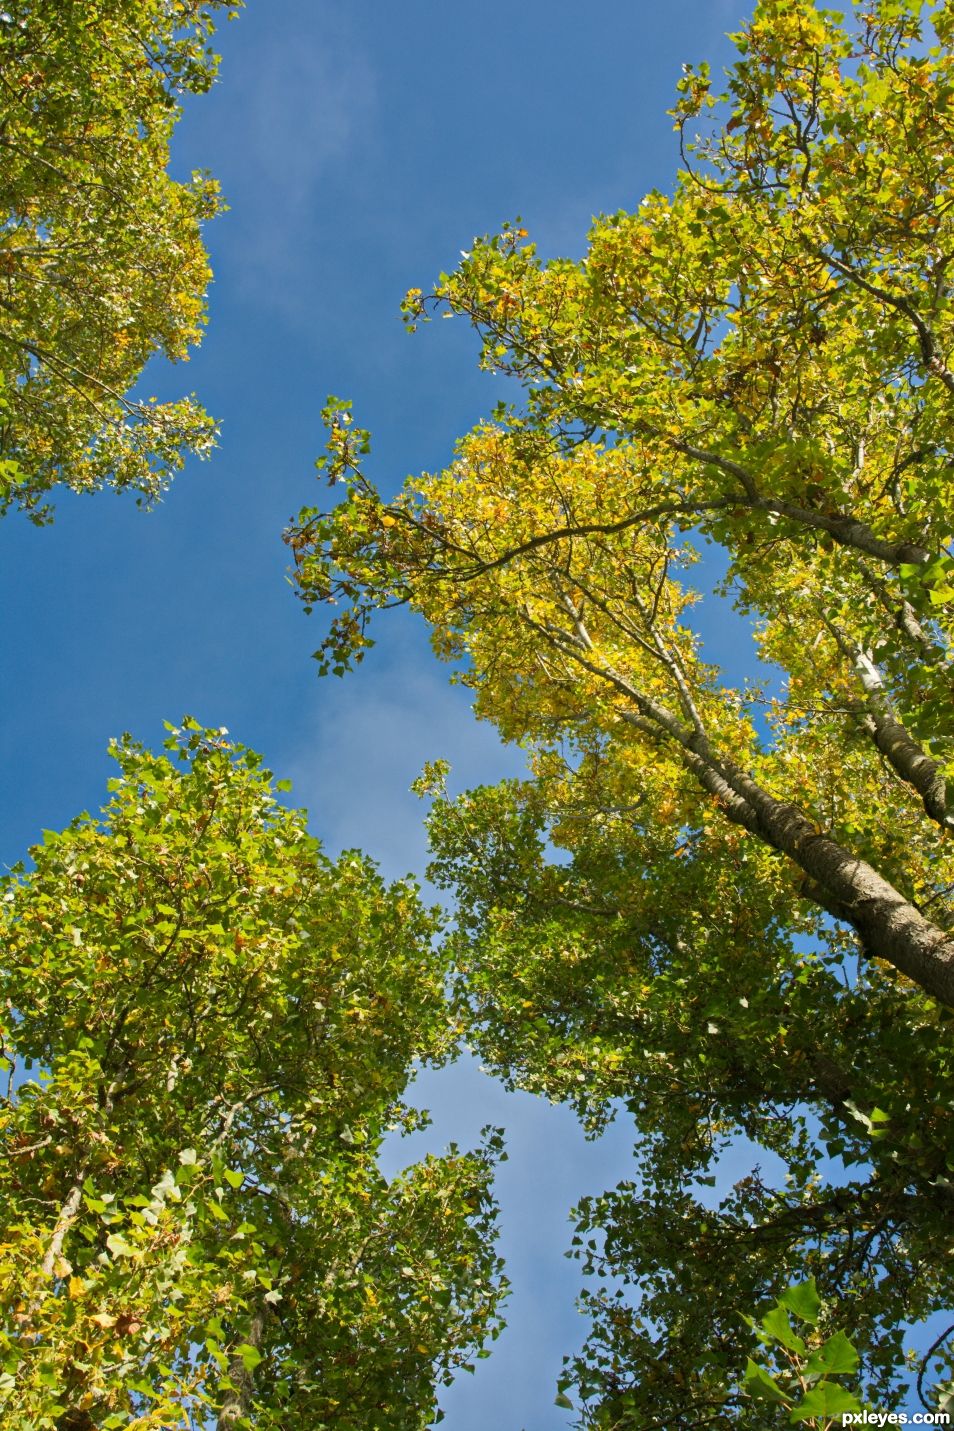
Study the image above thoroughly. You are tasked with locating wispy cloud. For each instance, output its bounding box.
[384,1055,639,1431]
[282,649,524,884]
[215,4,377,314]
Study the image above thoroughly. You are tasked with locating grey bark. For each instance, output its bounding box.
[216,1306,266,1429]
[608,694,954,1005]
[688,739,954,1007]
[40,1177,85,1280]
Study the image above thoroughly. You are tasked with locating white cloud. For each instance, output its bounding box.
[217,4,377,313]
[242,28,373,207]
[283,646,524,884]
[384,1055,638,1431]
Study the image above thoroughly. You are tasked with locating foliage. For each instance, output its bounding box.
[419,766,954,1424]
[739,1280,862,1428]
[0,721,505,1429]
[288,0,954,1419]
[0,1,237,521]
[557,1279,866,1428]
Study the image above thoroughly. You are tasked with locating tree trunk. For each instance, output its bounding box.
[40,1175,86,1280]
[682,740,954,1006]
[216,1306,266,1429]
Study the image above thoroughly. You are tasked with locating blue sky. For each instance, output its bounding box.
[0,3,775,1426]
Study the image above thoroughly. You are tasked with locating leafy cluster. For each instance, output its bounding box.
[0,1,235,520]
[0,723,505,1428]
[9,0,954,1422]
[420,763,954,1423]
[559,1279,867,1428]
[741,1280,863,1427]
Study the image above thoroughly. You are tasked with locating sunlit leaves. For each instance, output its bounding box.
[0,1,236,519]
[0,722,505,1427]
[287,0,954,1419]
[740,1283,864,1427]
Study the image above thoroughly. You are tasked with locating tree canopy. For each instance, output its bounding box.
[0,0,235,521]
[289,0,954,1419]
[0,722,504,1429]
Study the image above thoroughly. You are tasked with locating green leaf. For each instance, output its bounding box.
[761,1304,806,1354]
[205,1340,229,1372]
[779,1279,821,1326]
[789,1381,862,1421]
[223,1168,245,1189]
[803,1331,860,1377]
[236,1342,263,1373]
[743,1358,790,1404]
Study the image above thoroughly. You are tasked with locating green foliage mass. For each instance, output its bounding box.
[0,722,505,1429]
[422,767,954,1424]
[0,1,235,521]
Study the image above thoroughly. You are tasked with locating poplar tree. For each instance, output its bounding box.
[289,0,954,1418]
[0,1,236,519]
[0,723,504,1429]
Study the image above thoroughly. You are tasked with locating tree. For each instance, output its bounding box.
[0,1,236,522]
[288,0,954,1419]
[0,721,505,1429]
